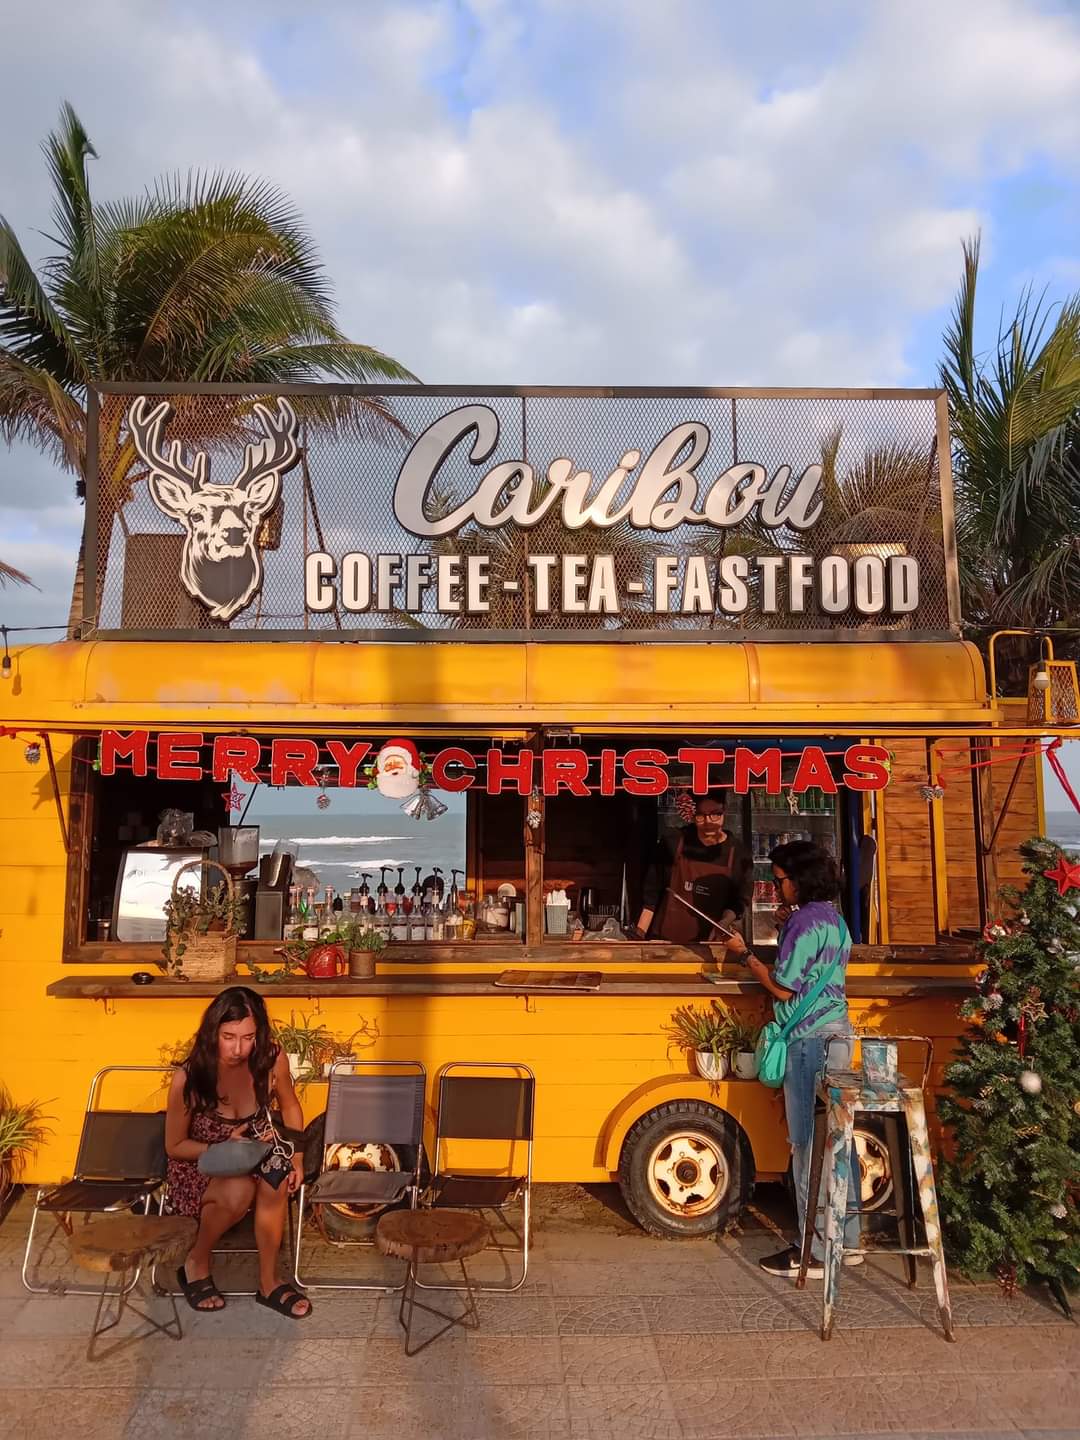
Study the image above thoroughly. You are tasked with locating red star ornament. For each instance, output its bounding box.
[1044,856,1080,896]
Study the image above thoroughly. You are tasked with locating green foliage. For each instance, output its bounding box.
[0,104,413,619]
[936,837,1080,1292]
[942,237,1080,652]
[273,1011,378,1084]
[161,877,248,973]
[0,1087,53,1190]
[725,1014,763,1054]
[667,1001,736,1059]
[334,920,388,954]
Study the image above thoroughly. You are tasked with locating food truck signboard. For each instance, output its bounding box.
[87,385,959,639]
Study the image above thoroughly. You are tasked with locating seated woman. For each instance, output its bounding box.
[165,985,311,1319]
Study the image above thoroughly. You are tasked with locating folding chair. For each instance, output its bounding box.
[22,1065,169,1297]
[293,1059,426,1292]
[419,1062,535,1293]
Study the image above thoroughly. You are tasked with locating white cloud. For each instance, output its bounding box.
[3,0,1080,630]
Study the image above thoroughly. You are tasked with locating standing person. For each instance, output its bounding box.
[165,986,312,1319]
[724,843,862,1277]
[637,792,753,942]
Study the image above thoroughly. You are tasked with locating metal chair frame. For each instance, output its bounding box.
[22,1065,170,1297]
[293,1059,426,1292]
[418,1061,535,1294]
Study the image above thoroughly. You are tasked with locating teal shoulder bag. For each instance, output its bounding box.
[755,961,841,1089]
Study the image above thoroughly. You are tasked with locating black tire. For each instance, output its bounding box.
[782,1117,900,1237]
[617,1101,754,1239]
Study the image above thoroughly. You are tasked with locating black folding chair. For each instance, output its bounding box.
[293,1059,426,1292]
[420,1062,535,1293]
[22,1066,169,1297]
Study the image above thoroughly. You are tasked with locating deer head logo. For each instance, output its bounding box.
[129,397,301,621]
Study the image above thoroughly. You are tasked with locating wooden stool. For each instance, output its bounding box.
[69,1214,197,1360]
[375,1209,489,1355]
[796,1040,954,1343]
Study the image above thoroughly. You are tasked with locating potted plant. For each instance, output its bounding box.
[162,860,248,980]
[667,1001,735,1080]
[336,920,387,979]
[727,1015,763,1080]
[274,1011,336,1084]
[0,1087,52,1206]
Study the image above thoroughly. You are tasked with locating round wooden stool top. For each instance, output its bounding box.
[375,1209,489,1264]
[69,1215,197,1275]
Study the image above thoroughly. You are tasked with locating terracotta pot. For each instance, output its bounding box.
[348,949,377,979]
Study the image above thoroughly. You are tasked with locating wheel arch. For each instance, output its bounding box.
[599,1075,790,1176]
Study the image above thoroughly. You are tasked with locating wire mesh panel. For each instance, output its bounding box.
[87,385,956,640]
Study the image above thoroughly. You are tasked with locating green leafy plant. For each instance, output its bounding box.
[0,1087,53,1200]
[335,921,387,954]
[272,1011,380,1084]
[666,1001,736,1061]
[245,938,311,985]
[725,1015,763,1055]
[161,878,248,974]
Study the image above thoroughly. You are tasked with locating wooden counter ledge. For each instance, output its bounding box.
[48,970,975,1001]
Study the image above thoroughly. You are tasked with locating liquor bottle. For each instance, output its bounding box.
[376,868,389,912]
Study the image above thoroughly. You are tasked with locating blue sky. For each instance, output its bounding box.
[2,0,1080,803]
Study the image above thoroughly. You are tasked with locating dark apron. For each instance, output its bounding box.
[651,835,737,943]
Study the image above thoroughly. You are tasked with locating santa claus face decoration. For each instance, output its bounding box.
[373,739,422,800]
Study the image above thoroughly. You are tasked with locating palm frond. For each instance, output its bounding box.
[0,558,37,589]
[0,219,85,382]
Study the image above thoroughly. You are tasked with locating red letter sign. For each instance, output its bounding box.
[99,730,149,777]
[326,740,371,789]
[733,746,782,794]
[485,748,535,796]
[622,748,669,796]
[542,749,590,796]
[270,739,320,787]
[212,736,261,784]
[431,747,475,792]
[677,747,726,795]
[843,744,890,791]
[791,745,838,794]
[156,732,205,782]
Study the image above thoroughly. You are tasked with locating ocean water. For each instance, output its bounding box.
[249,810,466,893]
[1046,812,1080,850]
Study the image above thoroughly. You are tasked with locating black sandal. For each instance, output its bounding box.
[255,1283,312,1320]
[176,1266,226,1311]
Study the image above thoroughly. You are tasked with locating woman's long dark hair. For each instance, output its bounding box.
[770,840,841,904]
[181,986,278,1114]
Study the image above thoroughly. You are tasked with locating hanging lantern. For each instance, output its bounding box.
[1027,639,1079,725]
[23,741,41,766]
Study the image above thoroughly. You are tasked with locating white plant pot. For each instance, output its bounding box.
[733,1050,759,1081]
[695,1049,728,1080]
[287,1052,303,1081]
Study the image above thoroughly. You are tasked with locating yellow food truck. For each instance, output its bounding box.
[0,384,1062,1241]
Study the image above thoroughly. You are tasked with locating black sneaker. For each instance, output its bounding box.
[758,1247,823,1280]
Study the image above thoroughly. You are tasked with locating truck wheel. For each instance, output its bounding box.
[618,1101,754,1238]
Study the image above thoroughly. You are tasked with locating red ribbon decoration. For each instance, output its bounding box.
[1045,736,1080,817]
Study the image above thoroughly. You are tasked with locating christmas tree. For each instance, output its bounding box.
[937,837,1080,1315]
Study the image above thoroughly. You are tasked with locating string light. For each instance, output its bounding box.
[1,627,10,681]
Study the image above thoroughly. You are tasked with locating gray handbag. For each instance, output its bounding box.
[198,1137,273,1177]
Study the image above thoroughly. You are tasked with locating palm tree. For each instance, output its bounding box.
[0,560,35,589]
[0,103,414,633]
[942,237,1080,687]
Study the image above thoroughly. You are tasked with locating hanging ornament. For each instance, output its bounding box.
[1017,1012,1028,1058]
[982,919,1009,942]
[1064,904,1078,919]
[23,741,41,766]
[400,786,448,822]
[526,790,542,830]
[983,991,1003,1012]
[1043,857,1080,895]
[675,789,696,824]
[1019,911,1031,927]
[1073,1100,1080,1117]
[918,783,945,802]
[1048,937,1064,954]
[313,766,331,812]
[372,739,422,799]
[1050,1202,1068,1220]
[995,1261,1018,1298]
[222,782,244,813]
[787,789,801,815]
[1019,1069,1042,1095]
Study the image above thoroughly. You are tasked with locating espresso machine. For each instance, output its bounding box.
[217,825,260,939]
[254,840,297,940]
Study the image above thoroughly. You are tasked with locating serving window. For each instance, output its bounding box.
[64,733,525,961]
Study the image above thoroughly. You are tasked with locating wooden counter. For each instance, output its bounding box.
[48,969,975,1001]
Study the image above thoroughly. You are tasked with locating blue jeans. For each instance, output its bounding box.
[784,1032,861,1262]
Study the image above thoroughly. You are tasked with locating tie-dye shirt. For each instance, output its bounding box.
[771,901,851,1039]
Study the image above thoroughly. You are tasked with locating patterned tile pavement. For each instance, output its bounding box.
[0,1183,1076,1439]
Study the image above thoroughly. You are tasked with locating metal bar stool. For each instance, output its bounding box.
[796,1035,954,1342]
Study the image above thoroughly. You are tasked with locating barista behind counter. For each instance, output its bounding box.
[636,793,753,942]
